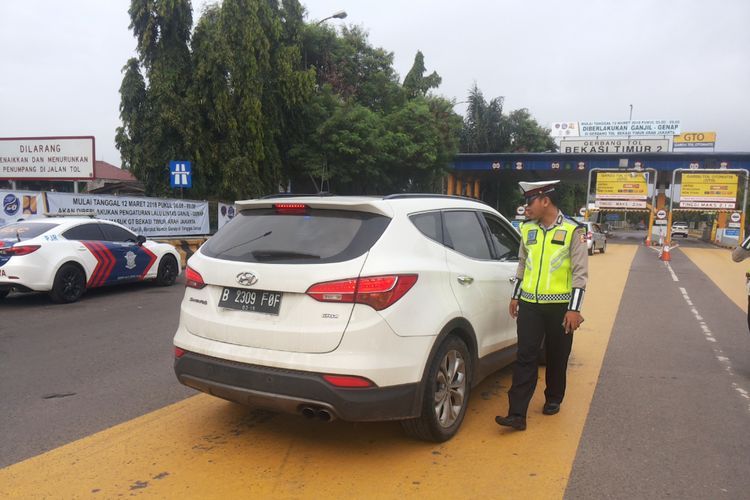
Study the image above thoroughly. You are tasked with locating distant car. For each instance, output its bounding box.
[583,222,607,255]
[0,216,181,303]
[173,194,523,442]
[671,223,689,238]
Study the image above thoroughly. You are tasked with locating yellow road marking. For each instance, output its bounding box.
[681,247,746,312]
[0,245,638,499]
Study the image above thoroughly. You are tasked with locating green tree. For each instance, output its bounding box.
[403,51,442,98]
[119,0,193,196]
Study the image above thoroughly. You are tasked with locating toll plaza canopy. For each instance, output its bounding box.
[448,152,750,199]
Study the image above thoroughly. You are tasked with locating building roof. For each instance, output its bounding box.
[94,161,137,181]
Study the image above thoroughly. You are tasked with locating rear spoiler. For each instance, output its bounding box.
[234,197,394,217]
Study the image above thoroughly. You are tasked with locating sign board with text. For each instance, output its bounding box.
[673,131,716,149]
[679,173,738,209]
[0,136,95,180]
[552,120,680,137]
[594,172,649,209]
[561,138,669,154]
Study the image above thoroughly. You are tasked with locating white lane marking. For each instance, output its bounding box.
[665,262,679,282]
[676,283,750,412]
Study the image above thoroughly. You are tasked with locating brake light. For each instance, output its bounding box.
[586,232,593,240]
[174,347,186,358]
[274,203,308,214]
[323,374,374,388]
[0,245,40,256]
[306,274,418,311]
[185,266,206,289]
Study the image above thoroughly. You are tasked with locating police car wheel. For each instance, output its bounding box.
[401,336,471,442]
[155,255,178,286]
[50,263,86,303]
[0,289,9,299]
[588,246,594,256]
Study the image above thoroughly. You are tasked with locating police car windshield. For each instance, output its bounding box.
[0,222,59,241]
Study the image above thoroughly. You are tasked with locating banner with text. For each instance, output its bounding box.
[561,138,669,154]
[45,193,210,236]
[594,172,649,209]
[679,173,738,209]
[0,190,45,226]
[552,120,680,137]
[0,137,95,179]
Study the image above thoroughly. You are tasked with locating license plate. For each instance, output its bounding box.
[218,287,283,315]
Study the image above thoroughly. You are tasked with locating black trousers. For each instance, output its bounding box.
[508,301,574,417]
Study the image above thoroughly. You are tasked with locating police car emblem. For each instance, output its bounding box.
[236,272,258,286]
[124,251,137,270]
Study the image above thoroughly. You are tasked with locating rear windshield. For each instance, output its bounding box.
[201,208,391,264]
[0,222,59,241]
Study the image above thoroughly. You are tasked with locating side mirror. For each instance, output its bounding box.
[136,235,147,246]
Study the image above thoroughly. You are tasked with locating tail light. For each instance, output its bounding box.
[174,347,186,358]
[274,203,307,214]
[0,245,40,256]
[185,266,206,289]
[307,274,418,311]
[586,232,593,240]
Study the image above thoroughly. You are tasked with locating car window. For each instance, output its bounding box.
[0,222,59,241]
[443,211,492,260]
[482,214,520,261]
[62,222,106,241]
[99,223,137,242]
[409,211,443,244]
[201,208,391,264]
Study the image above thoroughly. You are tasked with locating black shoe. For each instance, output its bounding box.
[542,403,560,415]
[495,415,526,430]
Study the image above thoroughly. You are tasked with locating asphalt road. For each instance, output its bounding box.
[566,244,750,498]
[0,278,193,468]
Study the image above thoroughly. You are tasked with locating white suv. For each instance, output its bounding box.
[671,222,689,238]
[173,195,521,441]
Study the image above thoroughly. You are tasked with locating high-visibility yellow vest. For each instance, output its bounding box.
[520,219,578,304]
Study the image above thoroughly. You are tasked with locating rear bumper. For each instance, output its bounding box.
[174,351,421,421]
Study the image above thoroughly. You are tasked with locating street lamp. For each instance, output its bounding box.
[316,10,347,25]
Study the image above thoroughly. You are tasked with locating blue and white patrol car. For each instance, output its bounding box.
[0,214,181,303]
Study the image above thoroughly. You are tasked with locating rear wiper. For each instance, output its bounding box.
[251,250,321,261]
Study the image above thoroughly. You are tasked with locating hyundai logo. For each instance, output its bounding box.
[236,272,258,287]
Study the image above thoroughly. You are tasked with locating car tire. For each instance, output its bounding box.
[588,246,594,256]
[600,241,606,254]
[155,255,179,286]
[49,263,86,303]
[401,336,472,442]
[0,289,9,300]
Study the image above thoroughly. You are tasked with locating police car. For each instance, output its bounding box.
[0,214,181,303]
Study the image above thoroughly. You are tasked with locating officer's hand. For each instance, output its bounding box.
[563,311,584,334]
[509,299,519,319]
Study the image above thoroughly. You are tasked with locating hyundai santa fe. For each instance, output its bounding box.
[173,194,521,441]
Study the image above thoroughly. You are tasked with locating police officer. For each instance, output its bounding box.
[731,232,750,332]
[496,180,588,431]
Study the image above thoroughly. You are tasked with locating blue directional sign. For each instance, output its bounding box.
[170,160,192,188]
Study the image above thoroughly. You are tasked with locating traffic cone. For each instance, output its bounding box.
[660,244,671,262]
[645,235,651,247]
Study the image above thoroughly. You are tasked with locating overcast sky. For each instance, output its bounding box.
[1,0,748,167]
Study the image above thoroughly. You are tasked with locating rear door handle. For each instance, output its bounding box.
[457,276,474,285]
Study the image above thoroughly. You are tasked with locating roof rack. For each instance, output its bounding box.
[43,211,97,218]
[261,192,336,199]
